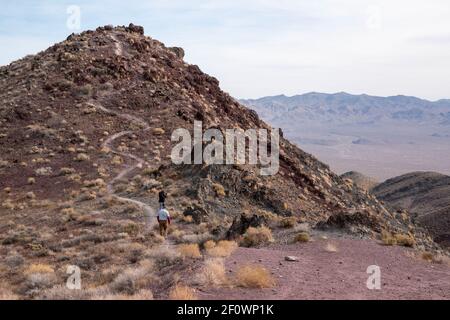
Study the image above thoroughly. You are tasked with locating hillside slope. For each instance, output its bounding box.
[340,171,379,192]
[373,172,450,247]
[0,25,441,299]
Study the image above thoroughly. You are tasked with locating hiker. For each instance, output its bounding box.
[158,189,167,209]
[157,204,171,237]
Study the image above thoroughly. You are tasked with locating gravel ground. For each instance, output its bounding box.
[197,236,450,300]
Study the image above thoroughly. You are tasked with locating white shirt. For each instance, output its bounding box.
[158,208,170,221]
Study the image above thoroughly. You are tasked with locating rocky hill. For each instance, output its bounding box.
[340,171,379,192]
[0,25,441,299]
[373,172,450,247]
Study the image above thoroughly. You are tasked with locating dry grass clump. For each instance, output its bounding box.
[177,244,202,259]
[75,153,90,162]
[394,233,416,247]
[98,289,154,300]
[278,217,297,228]
[241,226,274,247]
[25,264,54,275]
[235,265,276,288]
[182,215,194,223]
[212,183,226,197]
[381,231,415,247]
[5,252,25,268]
[203,240,216,250]
[419,252,450,265]
[152,128,165,135]
[294,232,310,243]
[110,260,155,295]
[381,231,397,246]
[59,167,76,176]
[146,247,183,268]
[196,258,228,286]
[206,240,238,258]
[324,242,338,253]
[169,284,197,300]
[0,288,18,300]
[22,264,57,294]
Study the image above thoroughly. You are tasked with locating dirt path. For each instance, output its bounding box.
[85,34,159,231]
[198,236,450,300]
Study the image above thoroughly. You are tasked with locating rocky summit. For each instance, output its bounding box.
[0,24,443,299]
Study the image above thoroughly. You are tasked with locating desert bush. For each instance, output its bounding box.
[203,240,216,250]
[235,265,275,288]
[278,217,297,228]
[324,242,338,253]
[22,269,57,294]
[0,288,18,300]
[177,244,202,259]
[206,240,238,258]
[394,233,415,247]
[196,258,228,286]
[110,260,154,295]
[169,285,197,300]
[5,252,25,268]
[180,232,212,244]
[35,167,53,176]
[381,231,396,246]
[25,264,54,275]
[0,160,9,168]
[39,285,92,300]
[146,247,183,268]
[111,156,123,165]
[152,128,165,135]
[212,183,226,197]
[381,231,415,247]
[75,153,90,162]
[117,242,146,263]
[28,177,36,185]
[421,252,434,262]
[97,289,154,300]
[241,226,273,247]
[294,232,310,243]
[59,167,76,175]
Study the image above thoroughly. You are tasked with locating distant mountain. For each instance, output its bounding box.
[373,172,450,247]
[240,92,450,180]
[340,171,379,192]
[241,92,450,126]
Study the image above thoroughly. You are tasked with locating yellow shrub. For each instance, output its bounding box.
[394,233,415,247]
[279,217,297,228]
[206,240,238,257]
[203,240,216,250]
[25,264,54,275]
[182,215,194,223]
[241,226,273,247]
[198,259,228,286]
[235,265,275,288]
[152,128,165,135]
[177,244,202,259]
[381,231,396,246]
[294,232,310,243]
[169,285,197,300]
[212,183,226,197]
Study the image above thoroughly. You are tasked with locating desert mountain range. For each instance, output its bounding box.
[241,93,450,180]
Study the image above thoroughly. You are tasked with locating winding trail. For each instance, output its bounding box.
[86,33,159,231]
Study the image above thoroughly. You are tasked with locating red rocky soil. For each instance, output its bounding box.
[198,235,450,300]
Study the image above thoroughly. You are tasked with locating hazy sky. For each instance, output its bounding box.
[1,0,449,100]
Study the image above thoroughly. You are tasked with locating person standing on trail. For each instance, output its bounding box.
[158,190,167,209]
[157,205,171,237]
